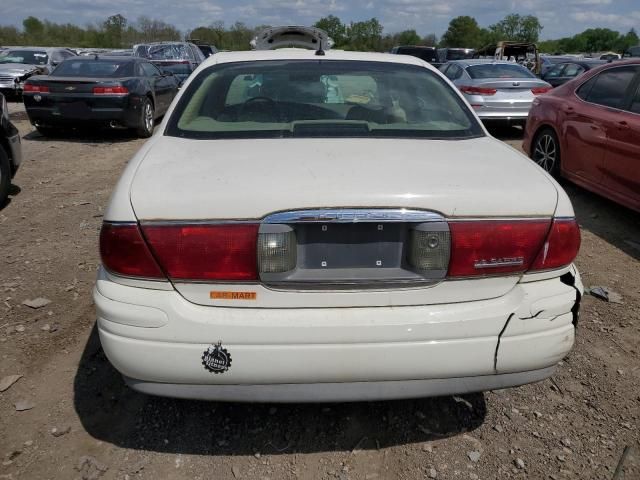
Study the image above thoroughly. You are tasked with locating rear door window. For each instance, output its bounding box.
[582,66,639,109]
[467,63,535,79]
[545,64,566,78]
[563,63,585,78]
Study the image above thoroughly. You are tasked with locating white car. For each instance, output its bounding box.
[95,35,582,402]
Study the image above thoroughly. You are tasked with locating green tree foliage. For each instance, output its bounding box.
[488,14,543,43]
[346,18,384,51]
[314,15,347,47]
[441,16,483,48]
[1,13,638,55]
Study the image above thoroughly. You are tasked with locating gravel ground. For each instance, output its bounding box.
[0,102,639,480]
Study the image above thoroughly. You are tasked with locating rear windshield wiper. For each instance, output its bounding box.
[291,120,370,137]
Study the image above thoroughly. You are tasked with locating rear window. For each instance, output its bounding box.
[396,48,438,63]
[52,60,133,77]
[137,44,190,61]
[166,60,484,140]
[0,50,48,65]
[467,64,535,79]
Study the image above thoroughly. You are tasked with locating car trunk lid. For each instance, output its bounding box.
[129,136,558,308]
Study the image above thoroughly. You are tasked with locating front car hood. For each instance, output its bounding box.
[130,136,559,220]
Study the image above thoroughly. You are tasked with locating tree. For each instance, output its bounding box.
[23,16,44,43]
[315,15,346,47]
[103,14,127,47]
[422,33,438,47]
[396,29,421,46]
[441,16,483,48]
[346,18,383,51]
[489,14,542,43]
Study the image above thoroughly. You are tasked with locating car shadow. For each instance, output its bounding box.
[74,326,487,455]
[0,184,21,211]
[563,181,640,261]
[23,128,141,144]
[485,123,525,141]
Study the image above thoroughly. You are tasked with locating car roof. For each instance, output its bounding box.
[446,59,528,67]
[199,48,441,71]
[65,55,138,62]
[4,46,62,52]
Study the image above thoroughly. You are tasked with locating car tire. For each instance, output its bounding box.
[0,146,11,207]
[531,128,561,177]
[136,98,155,138]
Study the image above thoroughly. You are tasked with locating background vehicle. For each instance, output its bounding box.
[0,47,76,97]
[542,59,606,87]
[390,46,439,65]
[133,41,205,85]
[96,44,581,403]
[474,42,541,74]
[599,52,620,61]
[0,93,22,205]
[539,55,572,76]
[187,39,218,57]
[22,56,179,137]
[623,46,640,58]
[441,59,551,124]
[524,60,640,212]
[437,48,474,63]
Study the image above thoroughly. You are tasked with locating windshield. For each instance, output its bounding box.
[0,50,48,65]
[52,60,133,77]
[467,64,535,79]
[166,60,483,140]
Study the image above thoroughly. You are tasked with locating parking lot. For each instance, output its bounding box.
[0,100,638,479]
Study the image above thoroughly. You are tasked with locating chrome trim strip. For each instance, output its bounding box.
[263,208,444,224]
[474,257,525,269]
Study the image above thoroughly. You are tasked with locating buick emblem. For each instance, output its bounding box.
[202,342,232,374]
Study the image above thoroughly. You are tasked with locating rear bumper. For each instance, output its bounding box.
[95,266,582,402]
[25,105,139,128]
[124,367,556,403]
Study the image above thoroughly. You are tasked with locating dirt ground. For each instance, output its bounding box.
[1,102,638,480]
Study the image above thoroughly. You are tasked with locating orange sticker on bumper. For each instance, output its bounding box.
[210,291,257,301]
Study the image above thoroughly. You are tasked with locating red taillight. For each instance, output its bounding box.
[531,87,552,95]
[99,223,165,279]
[93,86,129,95]
[141,224,259,281]
[460,86,497,96]
[23,83,49,93]
[530,218,580,271]
[448,220,550,277]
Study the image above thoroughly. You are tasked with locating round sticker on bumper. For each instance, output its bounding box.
[202,342,232,374]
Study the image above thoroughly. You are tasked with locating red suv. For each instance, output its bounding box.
[523,60,640,212]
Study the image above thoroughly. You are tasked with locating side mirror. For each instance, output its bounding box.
[51,60,60,67]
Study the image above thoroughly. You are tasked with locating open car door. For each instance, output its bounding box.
[251,26,333,51]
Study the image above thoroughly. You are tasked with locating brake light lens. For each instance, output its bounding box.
[93,86,129,95]
[100,223,164,279]
[448,220,550,277]
[141,224,259,281]
[530,218,580,271]
[459,86,497,96]
[23,83,49,93]
[531,86,552,95]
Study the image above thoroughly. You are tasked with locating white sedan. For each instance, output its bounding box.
[95,37,582,402]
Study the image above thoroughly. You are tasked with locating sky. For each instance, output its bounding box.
[2,0,639,40]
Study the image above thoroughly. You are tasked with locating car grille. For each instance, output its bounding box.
[0,75,16,83]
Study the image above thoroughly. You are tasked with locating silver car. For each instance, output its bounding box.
[0,47,76,95]
[440,59,552,124]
